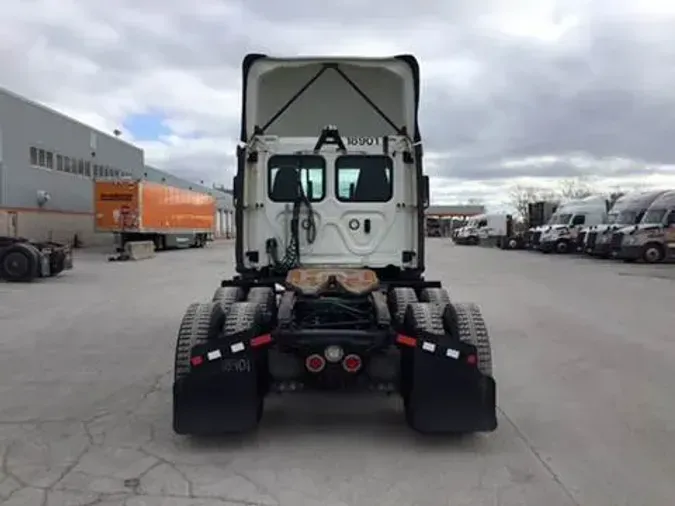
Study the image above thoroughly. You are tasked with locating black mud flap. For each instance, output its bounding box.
[173,346,263,435]
[406,348,497,434]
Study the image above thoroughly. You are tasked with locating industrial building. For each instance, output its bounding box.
[0,86,234,246]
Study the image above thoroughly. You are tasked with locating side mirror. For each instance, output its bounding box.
[422,175,430,209]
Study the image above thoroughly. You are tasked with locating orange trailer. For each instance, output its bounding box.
[94,179,216,251]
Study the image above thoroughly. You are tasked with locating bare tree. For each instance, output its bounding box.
[556,177,596,200]
[507,185,549,220]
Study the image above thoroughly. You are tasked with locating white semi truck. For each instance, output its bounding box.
[171,54,497,436]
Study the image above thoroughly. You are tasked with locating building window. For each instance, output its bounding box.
[45,151,54,169]
[85,161,91,177]
[78,159,85,175]
[38,149,46,167]
[30,147,38,166]
[56,155,63,171]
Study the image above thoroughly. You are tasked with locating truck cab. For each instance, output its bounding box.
[234,55,427,280]
[538,196,608,254]
[454,214,483,245]
[584,190,668,258]
[475,213,508,246]
[610,190,675,263]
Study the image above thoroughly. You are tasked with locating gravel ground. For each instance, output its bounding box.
[1,239,674,506]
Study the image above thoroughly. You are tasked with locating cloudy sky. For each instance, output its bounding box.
[3,0,675,209]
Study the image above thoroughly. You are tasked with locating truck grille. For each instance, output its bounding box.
[610,232,624,250]
[586,231,597,250]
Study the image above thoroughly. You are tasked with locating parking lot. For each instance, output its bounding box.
[1,239,674,506]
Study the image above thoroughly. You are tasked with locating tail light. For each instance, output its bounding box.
[342,354,362,373]
[305,354,326,373]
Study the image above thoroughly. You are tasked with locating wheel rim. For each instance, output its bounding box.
[3,252,29,277]
[509,239,517,248]
[645,247,661,262]
[556,242,567,253]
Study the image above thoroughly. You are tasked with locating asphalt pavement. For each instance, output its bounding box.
[1,239,674,506]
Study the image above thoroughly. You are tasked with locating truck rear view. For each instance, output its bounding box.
[94,179,215,251]
[171,53,497,437]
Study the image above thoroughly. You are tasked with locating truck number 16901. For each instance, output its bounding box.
[346,136,381,146]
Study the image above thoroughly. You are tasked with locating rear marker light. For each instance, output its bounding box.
[421,341,436,353]
[230,342,245,354]
[466,354,478,366]
[396,334,417,347]
[190,356,203,367]
[306,354,326,373]
[250,334,272,347]
[446,348,460,360]
[342,354,362,373]
[207,349,222,361]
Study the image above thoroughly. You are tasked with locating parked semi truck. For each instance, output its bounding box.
[171,54,497,436]
[453,214,484,245]
[475,213,508,247]
[94,179,215,252]
[538,195,608,254]
[609,190,675,263]
[583,190,669,258]
[524,201,558,249]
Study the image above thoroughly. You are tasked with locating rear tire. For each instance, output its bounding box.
[452,302,493,377]
[212,286,245,313]
[641,243,664,263]
[174,303,212,383]
[245,287,277,325]
[0,243,40,282]
[223,302,266,421]
[419,287,451,309]
[555,239,569,254]
[388,287,418,326]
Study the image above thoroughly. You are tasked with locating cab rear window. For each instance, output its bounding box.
[336,155,392,202]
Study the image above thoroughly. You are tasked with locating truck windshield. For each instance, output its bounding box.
[616,210,640,224]
[642,208,667,224]
[268,155,325,202]
[336,155,392,202]
[550,213,572,225]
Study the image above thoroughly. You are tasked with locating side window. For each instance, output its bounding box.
[56,155,64,171]
[336,155,392,202]
[268,155,325,202]
[571,214,585,226]
[478,219,488,227]
[30,147,38,165]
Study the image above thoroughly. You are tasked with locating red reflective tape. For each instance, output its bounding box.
[466,354,477,366]
[190,356,204,367]
[250,333,273,348]
[396,334,417,347]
